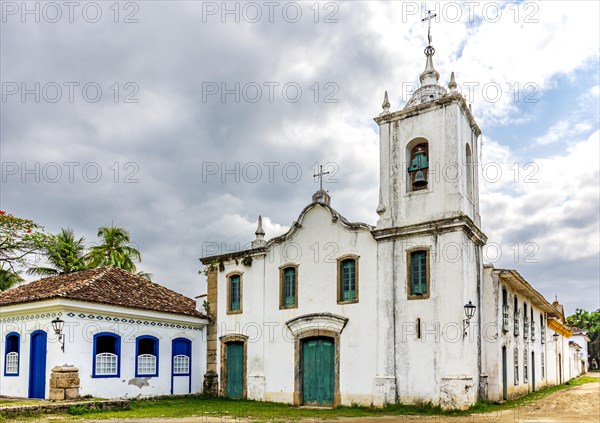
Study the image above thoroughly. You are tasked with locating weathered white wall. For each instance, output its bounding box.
[377,101,481,230]
[215,204,379,406]
[0,300,207,399]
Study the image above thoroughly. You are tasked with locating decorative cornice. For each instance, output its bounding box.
[200,202,374,264]
[285,312,349,337]
[371,214,487,246]
[374,92,481,137]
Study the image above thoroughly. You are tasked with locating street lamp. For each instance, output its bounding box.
[51,318,65,352]
[552,332,560,342]
[463,301,476,337]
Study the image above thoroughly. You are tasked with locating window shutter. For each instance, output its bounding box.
[411,251,427,295]
[284,268,296,306]
[230,275,240,311]
[341,260,356,301]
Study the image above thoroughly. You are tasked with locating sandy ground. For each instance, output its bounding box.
[37,374,600,423]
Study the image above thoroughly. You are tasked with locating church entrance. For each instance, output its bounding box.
[301,337,334,405]
[225,342,244,399]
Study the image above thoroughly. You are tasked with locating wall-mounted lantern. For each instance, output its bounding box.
[51,318,65,352]
[463,301,476,337]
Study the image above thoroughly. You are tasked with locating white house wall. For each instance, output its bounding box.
[0,300,207,399]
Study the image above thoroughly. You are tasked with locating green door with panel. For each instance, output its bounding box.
[226,342,244,399]
[302,337,334,405]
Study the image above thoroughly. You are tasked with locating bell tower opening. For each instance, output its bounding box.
[407,139,429,192]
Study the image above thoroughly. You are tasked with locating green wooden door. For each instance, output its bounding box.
[226,342,243,399]
[302,337,334,405]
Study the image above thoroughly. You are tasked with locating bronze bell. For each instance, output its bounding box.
[413,170,428,189]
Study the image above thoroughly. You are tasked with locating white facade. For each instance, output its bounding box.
[0,298,207,399]
[211,204,378,406]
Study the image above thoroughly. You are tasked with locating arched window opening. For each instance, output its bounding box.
[136,336,159,377]
[4,333,19,376]
[93,333,120,377]
[408,143,429,191]
[466,144,474,200]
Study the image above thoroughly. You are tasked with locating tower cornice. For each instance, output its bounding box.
[373,92,481,137]
[371,213,487,246]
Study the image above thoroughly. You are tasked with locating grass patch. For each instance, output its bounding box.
[12,375,597,422]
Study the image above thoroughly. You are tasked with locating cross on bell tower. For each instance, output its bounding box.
[421,10,437,47]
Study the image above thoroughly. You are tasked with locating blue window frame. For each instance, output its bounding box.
[92,332,121,378]
[4,332,20,376]
[172,338,191,376]
[135,335,159,377]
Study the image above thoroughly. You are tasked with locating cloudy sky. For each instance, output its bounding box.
[1,1,598,315]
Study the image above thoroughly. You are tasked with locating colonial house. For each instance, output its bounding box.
[569,328,590,374]
[199,32,587,409]
[481,268,577,401]
[0,267,208,400]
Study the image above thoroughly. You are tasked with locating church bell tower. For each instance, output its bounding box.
[371,14,488,409]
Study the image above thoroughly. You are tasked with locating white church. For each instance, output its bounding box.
[0,27,587,409]
[198,32,587,409]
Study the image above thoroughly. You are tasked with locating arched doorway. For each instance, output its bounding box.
[29,331,47,399]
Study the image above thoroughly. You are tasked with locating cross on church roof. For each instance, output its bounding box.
[421,10,437,46]
[313,164,330,191]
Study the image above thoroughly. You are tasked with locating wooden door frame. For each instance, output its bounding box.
[293,329,340,407]
[219,334,248,399]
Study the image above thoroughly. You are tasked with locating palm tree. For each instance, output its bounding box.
[0,267,23,291]
[85,225,142,273]
[27,228,88,277]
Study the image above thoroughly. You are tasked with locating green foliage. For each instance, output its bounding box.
[0,211,48,272]
[27,228,88,277]
[85,225,142,273]
[241,256,252,267]
[0,267,23,291]
[567,308,600,363]
[68,404,89,415]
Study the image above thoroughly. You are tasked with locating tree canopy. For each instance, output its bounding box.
[567,308,600,365]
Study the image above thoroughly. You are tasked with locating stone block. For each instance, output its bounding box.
[54,377,80,388]
[49,388,65,401]
[64,388,79,400]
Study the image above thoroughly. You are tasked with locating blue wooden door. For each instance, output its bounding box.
[302,337,334,405]
[29,331,47,399]
[226,342,243,398]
